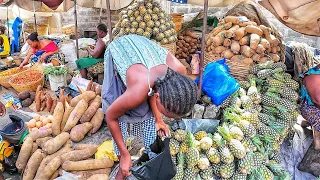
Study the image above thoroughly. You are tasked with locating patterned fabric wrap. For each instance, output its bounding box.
[299,65,320,105]
[87,62,104,79]
[113,117,157,156]
[30,52,65,65]
[168,0,188,4]
[108,34,168,85]
[300,100,320,131]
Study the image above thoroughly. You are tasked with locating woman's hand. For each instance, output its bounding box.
[0,101,6,117]
[155,119,170,137]
[18,63,24,69]
[119,152,132,178]
[40,54,46,63]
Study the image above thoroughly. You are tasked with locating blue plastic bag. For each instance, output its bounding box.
[196,58,240,106]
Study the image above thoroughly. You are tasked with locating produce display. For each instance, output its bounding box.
[17,81,112,179]
[113,0,177,45]
[205,16,281,65]
[10,71,43,84]
[170,61,296,179]
[175,31,201,59]
[44,65,68,76]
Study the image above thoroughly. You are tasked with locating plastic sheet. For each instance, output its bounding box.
[54,170,79,180]
[196,58,240,106]
[170,118,220,134]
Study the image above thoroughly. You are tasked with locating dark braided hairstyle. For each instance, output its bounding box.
[154,68,198,116]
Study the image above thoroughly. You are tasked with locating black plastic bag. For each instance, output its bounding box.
[130,136,176,180]
[3,151,18,175]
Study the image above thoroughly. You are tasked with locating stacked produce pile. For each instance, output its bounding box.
[170,61,297,179]
[16,82,111,179]
[113,0,177,45]
[205,16,281,65]
[175,31,201,59]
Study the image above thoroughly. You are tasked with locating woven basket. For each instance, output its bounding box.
[9,70,44,93]
[161,42,177,55]
[0,67,29,88]
[170,13,183,32]
[62,25,80,35]
[204,52,223,67]
[24,24,49,36]
[226,60,252,81]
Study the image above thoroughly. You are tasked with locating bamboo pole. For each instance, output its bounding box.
[198,0,208,96]
[33,0,37,32]
[74,0,79,59]
[99,0,103,23]
[105,0,113,41]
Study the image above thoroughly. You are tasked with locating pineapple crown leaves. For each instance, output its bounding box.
[177,152,184,166]
[263,106,277,113]
[238,87,247,97]
[223,110,241,124]
[272,73,285,82]
[272,67,284,74]
[186,131,196,148]
[212,133,226,147]
[249,78,257,87]
[267,87,280,94]
[267,121,285,134]
[217,123,232,142]
[275,105,288,113]
[248,168,264,180]
[267,162,291,180]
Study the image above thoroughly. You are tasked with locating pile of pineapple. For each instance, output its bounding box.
[113,0,177,45]
[170,61,298,179]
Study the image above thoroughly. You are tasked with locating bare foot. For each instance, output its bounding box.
[313,127,320,150]
[115,170,125,180]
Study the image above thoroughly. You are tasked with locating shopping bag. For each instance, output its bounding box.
[131,136,176,180]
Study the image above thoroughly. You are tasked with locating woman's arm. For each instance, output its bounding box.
[87,39,105,58]
[149,95,169,137]
[20,50,33,68]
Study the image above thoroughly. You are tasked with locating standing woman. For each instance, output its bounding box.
[0,26,10,58]
[102,34,198,179]
[300,64,320,150]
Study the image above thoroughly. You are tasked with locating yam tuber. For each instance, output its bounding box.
[80,96,101,123]
[249,34,261,50]
[42,132,70,155]
[63,100,89,132]
[231,41,240,54]
[29,127,52,141]
[70,91,96,107]
[87,80,93,91]
[223,39,232,47]
[34,156,61,180]
[269,35,280,47]
[224,16,240,24]
[245,25,263,36]
[90,108,104,134]
[67,169,111,180]
[271,46,278,54]
[31,143,38,155]
[239,21,257,27]
[95,85,102,96]
[241,45,254,58]
[61,146,98,162]
[260,38,271,49]
[35,89,42,112]
[256,44,266,54]
[243,58,253,65]
[61,101,74,131]
[74,144,100,150]
[259,25,271,38]
[52,102,64,136]
[270,53,280,62]
[212,22,232,36]
[231,55,244,62]
[214,46,227,54]
[87,174,109,180]
[62,158,114,171]
[260,57,269,63]
[252,54,261,62]
[16,136,33,171]
[239,36,249,46]
[225,25,240,38]
[222,49,234,59]
[46,95,53,112]
[23,149,46,180]
[50,98,58,114]
[36,137,52,149]
[49,171,59,180]
[70,122,93,142]
[234,27,246,41]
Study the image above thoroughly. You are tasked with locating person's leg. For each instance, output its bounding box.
[313,127,320,150]
[80,69,87,78]
[113,121,128,179]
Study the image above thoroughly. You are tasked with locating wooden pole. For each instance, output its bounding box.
[105,0,112,41]
[74,0,79,59]
[33,0,37,32]
[198,0,208,96]
[99,0,103,23]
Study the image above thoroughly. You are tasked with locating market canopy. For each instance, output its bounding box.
[259,0,320,36]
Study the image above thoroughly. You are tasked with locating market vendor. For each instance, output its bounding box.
[0,26,10,58]
[102,34,198,179]
[19,32,64,68]
[76,24,109,79]
[300,64,320,150]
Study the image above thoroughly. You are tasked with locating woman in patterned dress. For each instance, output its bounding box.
[102,34,198,179]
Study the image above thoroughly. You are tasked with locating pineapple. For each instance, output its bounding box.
[224,111,256,138]
[252,152,266,168]
[212,163,221,177]
[136,28,144,35]
[253,104,262,112]
[194,131,208,141]
[271,62,287,71]
[139,22,146,29]
[257,69,274,78]
[197,156,210,170]
[134,10,140,18]
[283,73,292,79]
[258,123,280,141]
[268,87,299,102]
[271,73,285,83]
[238,152,254,174]
[260,166,274,180]
[212,133,234,164]
[229,96,241,108]
[239,88,253,108]
[221,95,232,109]
[278,98,297,111]
[206,147,221,164]
[218,124,246,159]
[152,14,159,21]
[220,162,235,179]
[139,6,147,15]
[180,141,188,153]
[241,137,256,153]
[199,168,213,180]
[269,151,282,164]
[170,139,180,156]
[183,167,197,180]
[258,113,271,124]
[174,129,187,142]
[267,78,284,88]
[277,110,294,127]
[262,106,277,116]
[241,111,261,129]
[172,153,184,180]
[200,137,213,151]
[231,171,247,180]
[131,21,139,28]
[247,79,259,101]
[153,7,160,14]
[261,94,279,107]
[229,126,244,141]
[145,2,153,9]
[147,20,155,28]
[250,65,260,75]
[239,80,251,90]
[185,132,200,167]
[284,79,299,90]
[143,32,151,39]
[154,21,161,27]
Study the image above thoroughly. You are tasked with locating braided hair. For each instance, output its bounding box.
[154,68,198,116]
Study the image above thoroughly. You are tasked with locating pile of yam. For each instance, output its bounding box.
[205,16,282,66]
[175,31,201,59]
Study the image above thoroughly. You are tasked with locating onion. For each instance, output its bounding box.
[28,119,36,128]
[34,115,41,121]
[36,121,43,128]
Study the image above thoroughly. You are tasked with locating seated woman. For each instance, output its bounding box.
[300,64,320,150]
[0,26,10,58]
[76,24,108,79]
[19,32,64,68]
